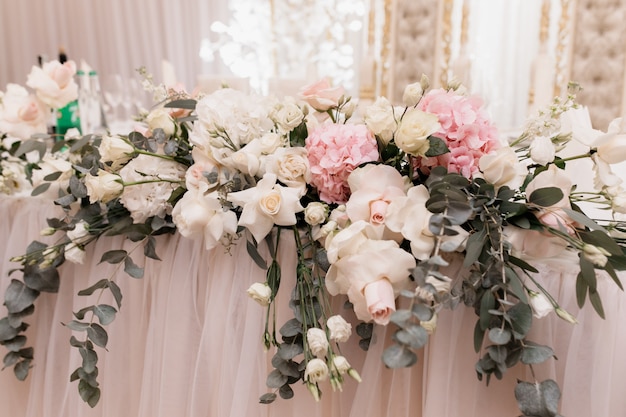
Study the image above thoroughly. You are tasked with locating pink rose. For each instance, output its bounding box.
[363,279,396,325]
[369,200,389,224]
[299,79,345,112]
[306,123,379,204]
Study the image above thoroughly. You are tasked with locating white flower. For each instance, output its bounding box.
[26,60,78,108]
[529,291,554,318]
[555,307,578,324]
[307,328,329,357]
[64,244,86,264]
[479,146,526,190]
[594,117,626,165]
[246,282,272,307]
[64,220,90,265]
[99,135,134,171]
[257,132,286,155]
[271,101,304,133]
[326,315,352,343]
[146,108,176,136]
[228,173,304,242]
[171,188,238,250]
[67,220,90,245]
[304,202,328,226]
[30,154,73,198]
[118,154,187,223]
[84,169,123,203]
[332,356,351,374]
[582,244,610,267]
[420,313,437,334]
[364,97,397,145]
[0,84,49,140]
[402,82,424,107]
[264,146,310,192]
[529,136,556,166]
[395,109,440,156]
[304,358,329,383]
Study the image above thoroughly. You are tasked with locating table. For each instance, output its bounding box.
[1,196,625,417]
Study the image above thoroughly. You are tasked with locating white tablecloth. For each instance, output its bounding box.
[1,196,625,417]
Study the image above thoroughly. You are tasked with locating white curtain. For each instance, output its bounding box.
[0,0,230,90]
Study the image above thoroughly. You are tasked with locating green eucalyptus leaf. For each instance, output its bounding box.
[279,384,295,400]
[266,369,288,389]
[393,324,429,350]
[109,281,123,309]
[515,379,561,417]
[100,250,127,264]
[279,319,302,338]
[246,239,267,270]
[3,351,20,368]
[14,359,31,381]
[69,135,92,153]
[487,345,508,363]
[0,317,19,341]
[579,255,597,291]
[23,266,60,293]
[259,392,277,404]
[390,309,413,327]
[64,320,90,332]
[464,228,486,267]
[15,139,47,159]
[504,267,529,303]
[473,320,485,353]
[124,257,144,279]
[589,289,605,319]
[144,236,161,261]
[31,183,51,197]
[79,347,98,373]
[479,290,495,331]
[93,305,117,325]
[277,343,303,361]
[382,344,417,368]
[579,229,623,256]
[69,175,88,198]
[54,193,77,207]
[412,304,433,322]
[424,136,450,157]
[86,323,108,348]
[73,306,93,320]
[603,262,624,290]
[78,380,101,408]
[575,274,588,308]
[7,305,34,328]
[507,256,539,273]
[446,201,473,224]
[528,187,564,207]
[77,279,109,296]
[560,208,607,232]
[5,279,39,314]
[2,335,27,352]
[507,302,533,339]
[488,328,511,345]
[164,99,197,110]
[521,342,554,365]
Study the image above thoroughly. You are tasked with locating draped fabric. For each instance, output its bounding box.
[1,195,626,417]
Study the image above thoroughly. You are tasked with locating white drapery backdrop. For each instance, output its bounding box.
[0,0,231,90]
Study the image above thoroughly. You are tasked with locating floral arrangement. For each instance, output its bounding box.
[1,62,626,416]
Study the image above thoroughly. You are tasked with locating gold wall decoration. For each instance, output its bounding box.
[438,0,454,87]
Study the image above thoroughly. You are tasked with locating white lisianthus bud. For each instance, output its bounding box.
[402,82,423,107]
[529,136,556,166]
[304,202,329,226]
[326,315,352,343]
[555,307,578,324]
[341,99,357,119]
[528,290,554,318]
[420,313,438,334]
[246,282,272,307]
[146,108,176,136]
[306,382,320,402]
[419,74,430,91]
[307,327,329,357]
[304,358,329,383]
[348,367,362,383]
[582,244,610,267]
[332,356,351,374]
[40,227,56,236]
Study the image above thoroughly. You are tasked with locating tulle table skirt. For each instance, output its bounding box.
[1,196,625,417]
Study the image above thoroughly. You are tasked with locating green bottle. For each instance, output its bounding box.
[55,48,81,137]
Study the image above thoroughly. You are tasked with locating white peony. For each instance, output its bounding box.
[26,60,78,109]
[118,154,187,223]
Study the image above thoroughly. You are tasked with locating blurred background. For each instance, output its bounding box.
[0,0,624,131]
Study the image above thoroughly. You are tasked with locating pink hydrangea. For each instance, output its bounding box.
[306,124,379,204]
[417,88,500,178]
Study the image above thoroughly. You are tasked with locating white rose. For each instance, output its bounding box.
[99,135,134,171]
[84,169,123,203]
[479,147,526,190]
[304,358,329,383]
[582,244,610,267]
[246,282,272,307]
[395,109,440,156]
[265,147,310,191]
[529,135,556,166]
[528,291,553,319]
[326,315,351,343]
[26,60,78,109]
[146,108,176,136]
[307,327,329,357]
[272,102,304,133]
[332,356,351,374]
[304,202,328,226]
[258,132,286,155]
[364,97,397,145]
[223,146,261,176]
[402,82,424,107]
